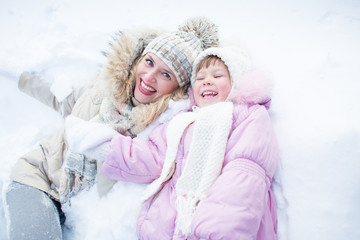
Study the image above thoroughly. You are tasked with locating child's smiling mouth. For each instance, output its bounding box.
[201,90,218,98]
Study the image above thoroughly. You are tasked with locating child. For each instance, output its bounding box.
[65,46,279,239]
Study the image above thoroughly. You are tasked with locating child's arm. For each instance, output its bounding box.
[101,123,169,183]
[190,106,279,239]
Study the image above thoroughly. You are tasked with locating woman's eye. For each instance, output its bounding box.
[146,59,153,66]
[162,72,171,80]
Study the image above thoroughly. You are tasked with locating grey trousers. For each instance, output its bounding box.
[4,181,65,240]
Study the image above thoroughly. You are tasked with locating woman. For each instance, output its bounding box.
[4,17,219,239]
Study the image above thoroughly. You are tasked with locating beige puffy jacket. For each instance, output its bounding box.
[10,27,165,201]
[11,72,102,200]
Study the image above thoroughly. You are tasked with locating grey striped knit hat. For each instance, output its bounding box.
[142,17,219,87]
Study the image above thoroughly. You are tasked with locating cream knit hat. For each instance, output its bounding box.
[143,17,219,87]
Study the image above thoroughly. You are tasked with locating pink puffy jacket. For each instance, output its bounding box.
[102,94,279,239]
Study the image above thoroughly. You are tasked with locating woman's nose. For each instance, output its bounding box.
[144,70,156,83]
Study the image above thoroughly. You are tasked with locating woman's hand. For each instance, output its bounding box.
[59,151,97,205]
[64,115,118,158]
[60,115,118,204]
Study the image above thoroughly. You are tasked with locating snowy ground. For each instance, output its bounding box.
[1,0,360,239]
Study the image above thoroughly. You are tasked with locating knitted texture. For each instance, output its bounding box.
[143,17,219,87]
[59,151,97,205]
[175,102,233,236]
[141,111,197,202]
[141,101,234,236]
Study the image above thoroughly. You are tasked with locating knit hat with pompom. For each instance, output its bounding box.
[142,17,219,87]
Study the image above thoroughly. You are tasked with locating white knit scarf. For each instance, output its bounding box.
[141,101,234,236]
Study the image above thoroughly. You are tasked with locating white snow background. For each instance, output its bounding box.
[1,0,360,239]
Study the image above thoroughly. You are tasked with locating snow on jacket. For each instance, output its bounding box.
[102,71,279,240]
[9,27,175,201]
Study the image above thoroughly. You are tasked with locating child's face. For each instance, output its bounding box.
[193,60,231,108]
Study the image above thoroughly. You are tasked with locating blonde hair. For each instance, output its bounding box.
[111,56,140,104]
[131,84,189,126]
[102,54,189,128]
[125,56,189,127]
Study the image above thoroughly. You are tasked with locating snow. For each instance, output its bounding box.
[1,0,360,239]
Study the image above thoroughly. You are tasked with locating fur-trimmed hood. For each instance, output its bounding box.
[230,70,272,108]
[94,27,192,129]
[96,27,166,103]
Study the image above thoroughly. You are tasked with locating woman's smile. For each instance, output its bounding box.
[138,79,156,95]
[133,53,179,104]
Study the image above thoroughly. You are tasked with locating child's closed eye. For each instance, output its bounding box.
[196,75,205,81]
[214,71,226,78]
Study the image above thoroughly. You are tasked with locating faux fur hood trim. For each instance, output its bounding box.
[96,27,166,102]
[230,70,273,108]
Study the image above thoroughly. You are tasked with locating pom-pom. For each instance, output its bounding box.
[179,17,219,50]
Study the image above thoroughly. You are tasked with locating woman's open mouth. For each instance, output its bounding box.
[139,79,156,95]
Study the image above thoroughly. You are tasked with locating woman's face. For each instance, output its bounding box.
[134,53,179,104]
